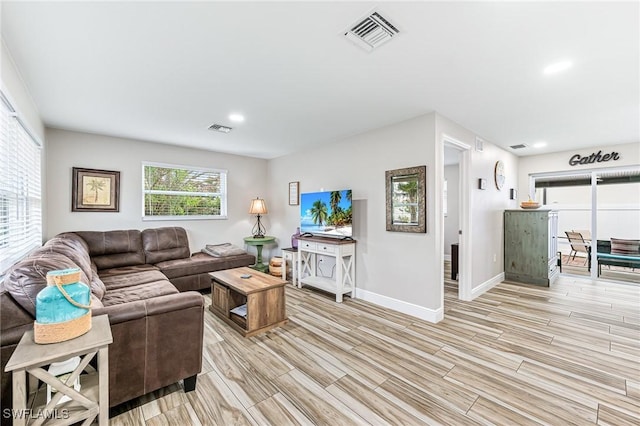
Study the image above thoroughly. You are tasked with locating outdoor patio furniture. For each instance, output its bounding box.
[597,239,640,276]
[565,231,590,265]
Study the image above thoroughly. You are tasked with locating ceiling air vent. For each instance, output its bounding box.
[344,11,399,52]
[510,144,528,150]
[208,124,232,133]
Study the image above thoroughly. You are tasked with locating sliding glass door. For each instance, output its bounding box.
[531,166,639,282]
[595,171,640,282]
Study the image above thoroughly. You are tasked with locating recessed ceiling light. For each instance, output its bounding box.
[229,113,245,123]
[543,60,572,75]
[533,141,547,148]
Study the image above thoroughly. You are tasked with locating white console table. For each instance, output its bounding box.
[297,235,356,302]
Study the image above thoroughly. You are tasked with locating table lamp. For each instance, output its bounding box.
[249,197,268,238]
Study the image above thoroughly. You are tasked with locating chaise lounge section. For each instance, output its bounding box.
[1,226,255,423]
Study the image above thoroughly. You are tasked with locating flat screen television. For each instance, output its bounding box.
[300,189,352,238]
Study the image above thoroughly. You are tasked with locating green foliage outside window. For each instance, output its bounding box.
[143,164,225,218]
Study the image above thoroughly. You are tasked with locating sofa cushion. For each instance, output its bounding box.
[155,252,256,279]
[0,287,37,343]
[101,280,179,307]
[75,230,145,270]
[610,238,640,256]
[100,269,168,291]
[90,275,107,300]
[38,234,107,300]
[2,251,87,316]
[142,227,190,264]
[98,264,159,278]
[42,233,93,281]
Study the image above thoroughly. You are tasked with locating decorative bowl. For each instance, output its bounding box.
[520,201,541,209]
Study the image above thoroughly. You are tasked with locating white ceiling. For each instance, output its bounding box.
[1,1,638,159]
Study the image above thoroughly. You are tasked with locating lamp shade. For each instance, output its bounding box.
[249,198,268,215]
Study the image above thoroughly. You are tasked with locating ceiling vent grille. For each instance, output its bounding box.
[510,144,528,149]
[344,11,399,52]
[208,124,232,133]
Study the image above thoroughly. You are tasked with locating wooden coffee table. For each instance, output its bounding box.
[209,267,288,337]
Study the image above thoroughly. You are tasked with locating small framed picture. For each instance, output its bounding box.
[72,167,120,212]
[510,188,518,200]
[288,181,299,205]
[478,178,487,190]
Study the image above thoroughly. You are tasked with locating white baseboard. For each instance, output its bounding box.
[354,288,443,323]
[470,272,505,299]
[444,254,452,261]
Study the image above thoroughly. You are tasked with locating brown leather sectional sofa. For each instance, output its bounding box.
[0,226,255,421]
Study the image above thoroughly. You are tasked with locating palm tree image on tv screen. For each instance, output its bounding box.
[300,190,352,237]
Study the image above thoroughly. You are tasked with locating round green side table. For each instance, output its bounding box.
[244,236,276,273]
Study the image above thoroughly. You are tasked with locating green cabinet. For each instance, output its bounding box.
[504,209,559,286]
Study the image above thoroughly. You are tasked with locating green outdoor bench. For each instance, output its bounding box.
[597,239,640,276]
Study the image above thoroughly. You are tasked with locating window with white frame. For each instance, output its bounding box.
[0,92,42,276]
[142,162,227,220]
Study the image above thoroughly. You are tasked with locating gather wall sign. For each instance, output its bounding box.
[568,150,621,166]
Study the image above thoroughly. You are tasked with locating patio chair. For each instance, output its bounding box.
[565,231,590,265]
[573,229,592,241]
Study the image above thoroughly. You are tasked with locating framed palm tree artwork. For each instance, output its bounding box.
[72,167,120,212]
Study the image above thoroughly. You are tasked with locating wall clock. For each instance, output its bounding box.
[494,160,506,190]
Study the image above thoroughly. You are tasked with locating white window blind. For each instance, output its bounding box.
[0,94,42,276]
[142,162,227,220]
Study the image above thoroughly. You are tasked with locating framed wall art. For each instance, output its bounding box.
[385,165,426,233]
[72,167,120,212]
[289,181,299,205]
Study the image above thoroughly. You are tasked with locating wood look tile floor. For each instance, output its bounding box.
[111,267,640,425]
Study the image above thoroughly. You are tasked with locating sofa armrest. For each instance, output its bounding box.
[145,291,204,316]
[95,291,204,407]
[92,292,203,324]
[92,300,147,324]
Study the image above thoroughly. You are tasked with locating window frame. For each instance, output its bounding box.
[141,161,228,221]
[0,90,43,277]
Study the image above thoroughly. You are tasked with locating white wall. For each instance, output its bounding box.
[518,142,640,200]
[1,39,44,142]
[267,113,440,317]
[444,164,459,256]
[45,128,268,253]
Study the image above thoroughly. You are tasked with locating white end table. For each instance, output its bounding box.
[4,315,112,426]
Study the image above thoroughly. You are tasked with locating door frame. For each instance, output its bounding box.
[439,134,472,302]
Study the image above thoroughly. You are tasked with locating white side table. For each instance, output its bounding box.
[5,315,112,426]
[281,248,298,287]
